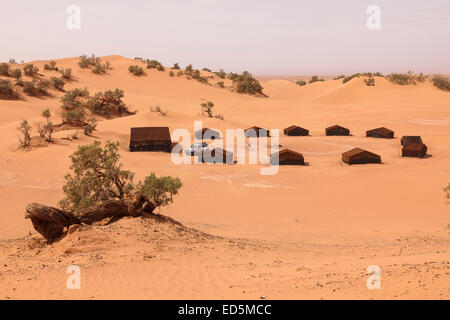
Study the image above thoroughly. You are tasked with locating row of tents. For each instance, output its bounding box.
[128,126,428,165]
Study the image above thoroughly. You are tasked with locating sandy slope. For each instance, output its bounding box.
[0,56,449,299]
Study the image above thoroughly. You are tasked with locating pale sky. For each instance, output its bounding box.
[1,0,449,75]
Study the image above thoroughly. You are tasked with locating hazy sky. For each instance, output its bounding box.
[1,0,449,75]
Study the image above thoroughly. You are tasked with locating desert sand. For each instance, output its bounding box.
[0,55,449,299]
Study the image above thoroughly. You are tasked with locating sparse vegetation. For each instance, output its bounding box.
[445,183,450,202]
[23,80,50,96]
[11,68,22,80]
[59,140,182,213]
[343,73,361,84]
[201,101,215,118]
[79,54,111,74]
[169,71,175,77]
[295,80,307,86]
[334,75,345,80]
[44,60,58,71]
[172,63,180,70]
[40,109,54,142]
[147,60,164,71]
[128,65,145,76]
[60,88,90,124]
[59,68,73,80]
[185,64,193,72]
[17,120,32,148]
[176,71,184,77]
[364,77,375,86]
[0,79,18,99]
[192,69,208,83]
[150,105,168,117]
[84,118,97,136]
[202,67,211,72]
[231,71,264,96]
[309,75,324,84]
[432,76,450,92]
[385,72,425,86]
[215,69,226,79]
[50,77,65,91]
[0,63,10,76]
[8,58,17,64]
[23,64,39,76]
[217,81,224,88]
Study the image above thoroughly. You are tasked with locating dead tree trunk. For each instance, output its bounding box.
[25,196,156,243]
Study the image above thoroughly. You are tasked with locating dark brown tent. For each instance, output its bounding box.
[194,128,221,140]
[129,127,171,152]
[245,126,270,137]
[326,125,350,136]
[284,125,309,136]
[366,127,394,139]
[200,148,234,164]
[402,142,427,158]
[401,136,423,145]
[342,148,381,164]
[270,149,305,165]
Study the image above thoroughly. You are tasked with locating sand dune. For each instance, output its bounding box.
[0,55,449,299]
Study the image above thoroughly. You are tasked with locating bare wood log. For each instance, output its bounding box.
[25,196,156,243]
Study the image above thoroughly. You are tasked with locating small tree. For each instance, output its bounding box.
[128,65,145,76]
[44,60,58,71]
[172,63,180,70]
[11,68,22,80]
[309,75,324,83]
[201,101,214,118]
[0,79,17,99]
[0,63,10,76]
[50,77,65,91]
[41,109,54,142]
[17,120,32,148]
[59,141,182,213]
[295,80,306,86]
[60,68,73,80]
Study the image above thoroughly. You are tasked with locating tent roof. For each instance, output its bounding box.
[130,127,171,142]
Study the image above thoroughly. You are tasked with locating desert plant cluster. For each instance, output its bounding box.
[200,101,224,120]
[79,54,111,74]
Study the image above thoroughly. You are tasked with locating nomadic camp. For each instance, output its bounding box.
[326,125,350,136]
[342,148,381,165]
[194,128,221,140]
[284,125,309,136]
[401,136,423,145]
[245,126,270,137]
[200,148,234,164]
[270,149,305,165]
[402,142,427,158]
[129,127,172,152]
[366,127,394,139]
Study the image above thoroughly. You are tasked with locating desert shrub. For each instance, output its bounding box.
[8,58,17,64]
[343,73,360,84]
[17,120,32,148]
[40,109,54,142]
[150,105,168,117]
[44,60,58,71]
[60,88,90,123]
[176,71,184,77]
[192,69,208,83]
[295,80,307,86]
[217,81,224,88]
[309,75,324,83]
[50,77,65,91]
[11,68,22,80]
[231,71,264,96]
[79,54,100,69]
[169,71,175,77]
[185,64,193,72]
[202,67,211,72]
[92,63,106,75]
[334,75,345,80]
[0,79,17,99]
[23,64,39,76]
[0,63,10,76]
[87,88,131,118]
[172,63,180,70]
[84,118,97,136]
[386,72,417,85]
[23,80,49,96]
[432,76,450,91]
[128,65,145,76]
[215,69,226,79]
[147,60,164,70]
[214,114,224,120]
[58,140,182,213]
[364,77,375,86]
[60,68,73,80]
[63,107,86,124]
[374,72,384,77]
[201,101,214,118]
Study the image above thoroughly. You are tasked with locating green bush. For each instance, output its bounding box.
[192,69,208,83]
[185,64,193,72]
[0,63,10,76]
[17,120,32,148]
[59,141,182,213]
[334,75,345,80]
[231,71,264,96]
[79,54,100,69]
[364,77,375,86]
[386,72,416,85]
[128,65,145,76]
[309,75,324,83]
[87,88,131,118]
[50,77,65,91]
[60,88,90,123]
[215,69,226,79]
[202,67,211,72]
[169,71,175,77]
[172,63,180,70]
[63,107,86,124]
[201,101,214,118]
[295,80,306,86]
[23,64,39,76]
[432,76,450,91]
[147,60,164,70]
[0,79,17,99]
[343,73,360,84]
